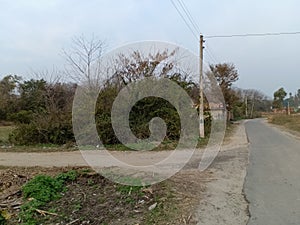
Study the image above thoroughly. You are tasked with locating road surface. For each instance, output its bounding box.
[244,119,300,225]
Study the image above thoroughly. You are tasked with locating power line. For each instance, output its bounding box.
[206,31,300,39]
[169,0,221,65]
[176,0,201,34]
[170,0,199,40]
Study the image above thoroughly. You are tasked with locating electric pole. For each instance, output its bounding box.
[199,35,205,138]
[245,95,248,118]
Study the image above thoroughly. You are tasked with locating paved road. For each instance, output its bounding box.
[244,119,300,225]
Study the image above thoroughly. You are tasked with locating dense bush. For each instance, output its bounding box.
[9,116,74,145]
[6,81,76,145]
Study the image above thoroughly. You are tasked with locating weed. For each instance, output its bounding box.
[0,213,6,225]
[116,182,146,205]
[72,201,82,212]
[55,170,78,183]
[20,171,78,224]
[87,179,95,186]
[22,175,64,202]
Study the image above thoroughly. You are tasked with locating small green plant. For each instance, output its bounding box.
[73,202,82,212]
[87,179,95,186]
[20,171,78,224]
[116,179,147,205]
[22,175,64,203]
[55,170,78,183]
[0,213,6,225]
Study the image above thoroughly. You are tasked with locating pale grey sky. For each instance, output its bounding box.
[1,0,300,97]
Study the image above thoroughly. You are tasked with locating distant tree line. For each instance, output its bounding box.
[272,87,300,112]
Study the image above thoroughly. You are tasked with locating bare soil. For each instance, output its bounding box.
[0,166,210,225]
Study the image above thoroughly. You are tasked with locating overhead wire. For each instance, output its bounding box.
[176,0,201,34]
[170,0,199,41]
[170,0,220,64]
[206,31,300,39]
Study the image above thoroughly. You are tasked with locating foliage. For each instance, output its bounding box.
[55,170,78,182]
[18,79,47,112]
[20,171,78,224]
[0,75,21,120]
[0,126,14,144]
[7,81,75,145]
[273,87,287,109]
[8,110,33,124]
[95,49,199,146]
[22,175,65,202]
[208,63,239,113]
[0,213,5,225]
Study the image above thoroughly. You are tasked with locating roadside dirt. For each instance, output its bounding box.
[194,121,250,225]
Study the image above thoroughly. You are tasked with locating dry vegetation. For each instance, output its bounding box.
[268,114,300,133]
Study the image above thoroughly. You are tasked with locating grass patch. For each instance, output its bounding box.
[269,114,300,133]
[19,170,78,225]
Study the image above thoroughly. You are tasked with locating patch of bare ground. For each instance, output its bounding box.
[0,166,211,225]
[194,121,250,225]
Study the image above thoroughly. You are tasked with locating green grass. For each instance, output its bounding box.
[269,114,300,133]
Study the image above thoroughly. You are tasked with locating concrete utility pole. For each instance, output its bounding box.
[245,95,248,118]
[199,35,205,138]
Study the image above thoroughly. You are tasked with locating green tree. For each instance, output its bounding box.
[95,49,198,145]
[18,79,47,112]
[9,80,76,145]
[273,87,287,109]
[207,63,239,120]
[0,75,21,120]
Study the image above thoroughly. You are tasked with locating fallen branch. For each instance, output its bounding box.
[35,209,58,216]
[66,219,80,225]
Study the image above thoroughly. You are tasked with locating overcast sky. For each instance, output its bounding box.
[1,0,300,97]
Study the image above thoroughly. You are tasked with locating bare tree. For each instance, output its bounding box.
[62,35,107,89]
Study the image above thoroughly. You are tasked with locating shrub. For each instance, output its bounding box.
[22,175,64,203]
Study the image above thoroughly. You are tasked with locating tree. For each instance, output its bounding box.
[9,76,76,145]
[62,35,106,90]
[207,63,239,119]
[273,87,287,109]
[18,79,47,112]
[95,49,199,145]
[234,88,271,119]
[0,75,21,120]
